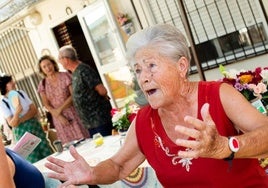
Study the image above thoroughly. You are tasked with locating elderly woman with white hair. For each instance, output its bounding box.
[46,24,268,187]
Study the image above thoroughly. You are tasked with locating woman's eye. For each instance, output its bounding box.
[135,68,141,74]
[149,63,157,71]
[149,63,156,68]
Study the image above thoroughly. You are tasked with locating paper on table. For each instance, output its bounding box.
[12,131,41,159]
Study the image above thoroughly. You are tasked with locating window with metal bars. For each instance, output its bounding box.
[0,21,42,108]
[135,0,268,74]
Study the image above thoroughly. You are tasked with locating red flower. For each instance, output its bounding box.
[116,12,131,26]
[111,108,118,116]
[220,65,268,103]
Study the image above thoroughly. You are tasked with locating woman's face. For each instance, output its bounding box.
[40,59,55,76]
[134,48,185,109]
[6,79,15,93]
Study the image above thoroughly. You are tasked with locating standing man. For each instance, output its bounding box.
[58,45,113,137]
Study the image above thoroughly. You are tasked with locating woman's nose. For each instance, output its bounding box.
[139,69,152,83]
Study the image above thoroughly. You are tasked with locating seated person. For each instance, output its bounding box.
[0,137,61,188]
[6,148,45,188]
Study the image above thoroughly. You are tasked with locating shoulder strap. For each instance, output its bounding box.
[2,98,10,110]
[2,90,24,109]
[17,90,25,99]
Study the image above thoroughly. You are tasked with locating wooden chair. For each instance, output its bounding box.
[45,127,58,152]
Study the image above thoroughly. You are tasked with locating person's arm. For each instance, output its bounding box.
[175,83,268,160]
[92,122,145,183]
[45,120,145,187]
[39,85,72,125]
[40,84,73,115]
[19,103,37,123]
[6,98,23,127]
[0,136,15,188]
[220,83,268,159]
[95,84,107,96]
[53,85,73,125]
[95,84,110,100]
[56,85,73,113]
[39,91,54,114]
[7,102,37,127]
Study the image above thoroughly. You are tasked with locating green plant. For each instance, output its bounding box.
[111,103,138,131]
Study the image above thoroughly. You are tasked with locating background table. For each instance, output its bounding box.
[34,135,162,187]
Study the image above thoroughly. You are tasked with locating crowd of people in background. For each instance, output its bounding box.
[0,45,115,151]
[37,55,89,145]
[0,45,114,187]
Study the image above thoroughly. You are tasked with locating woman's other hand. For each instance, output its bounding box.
[45,146,93,187]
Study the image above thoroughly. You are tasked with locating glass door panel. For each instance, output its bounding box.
[104,66,136,108]
[78,0,135,108]
[78,0,125,67]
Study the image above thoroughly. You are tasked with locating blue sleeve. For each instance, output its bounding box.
[7,90,19,109]
[5,148,45,188]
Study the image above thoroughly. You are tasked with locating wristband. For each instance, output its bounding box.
[224,137,239,161]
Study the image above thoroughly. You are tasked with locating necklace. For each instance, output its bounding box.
[150,118,193,172]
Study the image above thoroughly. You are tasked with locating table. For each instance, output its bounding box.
[34,135,162,188]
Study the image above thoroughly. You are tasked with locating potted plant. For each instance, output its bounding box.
[111,103,138,134]
[220,65,268,112]
[116,12,135,36]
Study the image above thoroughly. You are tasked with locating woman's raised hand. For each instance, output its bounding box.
[175,103,228,159]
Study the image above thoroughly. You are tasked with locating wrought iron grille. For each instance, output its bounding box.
[0,20,42,107]
[135,0,268,74]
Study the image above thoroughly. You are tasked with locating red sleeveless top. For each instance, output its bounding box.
[136,81,268,188]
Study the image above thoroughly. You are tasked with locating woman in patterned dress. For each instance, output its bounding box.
[37,55,89,145]
[0,75,52,163]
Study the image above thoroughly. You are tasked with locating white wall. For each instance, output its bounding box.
[23,0,137,58]
[190,53,268,81]
[24,0,88,59]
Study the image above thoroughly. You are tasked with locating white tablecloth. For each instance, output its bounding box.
[34,135,162,188]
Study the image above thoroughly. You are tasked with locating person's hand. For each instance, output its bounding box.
[175,103,227,159]
[45,146,93,187]
[50,108,61,118]
[58,115,70,126]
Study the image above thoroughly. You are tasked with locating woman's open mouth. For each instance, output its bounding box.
[147,89,157,96]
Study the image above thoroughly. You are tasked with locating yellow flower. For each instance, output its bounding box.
[239,74,253,84]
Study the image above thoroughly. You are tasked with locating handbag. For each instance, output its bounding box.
[45,111,54,129]
[42,78,55,129]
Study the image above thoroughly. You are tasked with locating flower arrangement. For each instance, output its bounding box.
[116,12,132,26]
[219,65,268,106]
[220,65,268,170]
[111,103,139,131]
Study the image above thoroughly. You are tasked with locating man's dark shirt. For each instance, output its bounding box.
[72,63,112,129]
